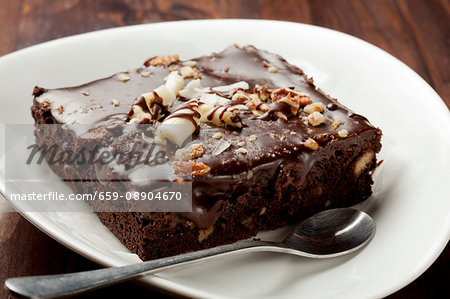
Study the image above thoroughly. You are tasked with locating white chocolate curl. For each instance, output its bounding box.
[179,79,205,98]
[212,81,249,93]
[205,104,245,128]
[127,71,184,122]
[157,100,201,146]
[128,105,151,124]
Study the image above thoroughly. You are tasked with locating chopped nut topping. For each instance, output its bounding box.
[338,129,349,138]
[304,102,324,114]
[247,135,257,142]
[254,85,270,102]
[268,66,278,73]
[260,207,267,215]
[332,120,344,130]
[175,143,205,161]
[210,56,217,62]
[280,135,286,141]
[224,66,230,72]
[182,60,197,67]
[179,65,201,79]
[179,66,196,78]
[58,105,64,114]
[307,111,325,126]
[168,65,179,72]
[140,71,152,77]
[237,141,246,147]
[262,60,270,67]
[303,138,319,150]
[235,148,248,155]
[191,143,206,158]
[246,95,270,115]
[81,91,90,96]
[271,88,309,116]
[112,99,120,106]
[198,226,214,243]
[191,162,210,176]
[117,73,130,82]
[173,161,210,176]
[212,132,223,139]
[144,54,179,67]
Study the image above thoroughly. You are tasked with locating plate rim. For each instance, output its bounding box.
[1,19,449,299]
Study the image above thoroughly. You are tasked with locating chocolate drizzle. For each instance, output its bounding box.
[164,100,201,129]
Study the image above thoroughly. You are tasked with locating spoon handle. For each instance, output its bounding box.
[5,239,268,299]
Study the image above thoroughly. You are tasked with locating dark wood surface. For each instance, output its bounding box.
[0,0,448,298]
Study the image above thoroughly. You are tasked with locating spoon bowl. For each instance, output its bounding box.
[5,208,375,298]
[283,208,375,257]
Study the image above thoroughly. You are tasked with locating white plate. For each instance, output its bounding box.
[1,20,449,298]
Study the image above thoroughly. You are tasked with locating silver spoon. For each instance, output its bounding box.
[5,208,375,298]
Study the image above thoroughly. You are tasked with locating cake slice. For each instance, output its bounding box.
[31,45,382,260]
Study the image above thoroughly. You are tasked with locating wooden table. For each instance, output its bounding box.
[0,0,448,298]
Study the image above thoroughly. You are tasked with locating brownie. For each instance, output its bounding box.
[31,45,382,261]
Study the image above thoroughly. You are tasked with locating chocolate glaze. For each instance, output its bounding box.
[33,45,381,229]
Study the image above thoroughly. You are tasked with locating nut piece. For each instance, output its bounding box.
[81,91,90,96]
[304,102,324,114]
[235,148,248,155]
[237,141,246,147]
[179,66,196,78]
[112,99,120,106]
[302,138,319,150]
[271,88,312,116]
[246,95,270,116]
[173,161,211,177]
[182,60,197,67]
[144,54,179,66]
[212,132,223,139]
[140,71,152,77]
[247,135,257,142]
[307,111,325,126]
[198,226,214,243]
[260,207,267,215]
[224,66,230,72]
[58,105,64,114]
[338,129,348,138]
[117,73,131,82]
[268,66,278,73]
[175,143,205,161]
[354,151,375,176]
[332,120,344,130]
[254,85,270,102]
[272,88,312,107]
[191,143,206,158]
